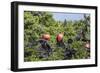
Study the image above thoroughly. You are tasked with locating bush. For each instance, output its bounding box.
[24,11,90,61]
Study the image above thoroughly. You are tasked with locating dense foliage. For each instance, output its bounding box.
[24,11,90,62]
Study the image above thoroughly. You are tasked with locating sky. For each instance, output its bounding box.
[52,12,89,22]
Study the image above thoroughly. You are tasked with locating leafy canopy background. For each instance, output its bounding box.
[24,11,90,61]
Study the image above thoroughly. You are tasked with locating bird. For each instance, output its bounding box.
[67,39,73,44]
[56,33,64,42]
[64,48,76,60]
[38,39,52,58]
[56,33,66,48]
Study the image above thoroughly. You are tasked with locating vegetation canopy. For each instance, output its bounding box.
[24,11,90,62]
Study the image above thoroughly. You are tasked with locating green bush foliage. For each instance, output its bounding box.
[24,11,90,62]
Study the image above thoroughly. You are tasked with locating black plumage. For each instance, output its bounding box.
[64,48,76,60]
[38,39,52,58]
